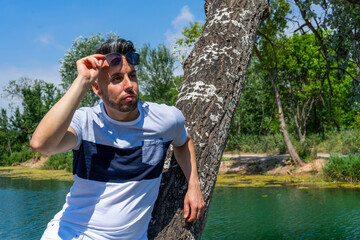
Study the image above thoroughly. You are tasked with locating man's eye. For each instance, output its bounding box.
[113,76,122,81]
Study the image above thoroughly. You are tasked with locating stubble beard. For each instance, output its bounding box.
[106,95,139,113]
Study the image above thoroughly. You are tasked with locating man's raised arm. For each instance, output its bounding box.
[30,54,105,155]
[173,134,205,222]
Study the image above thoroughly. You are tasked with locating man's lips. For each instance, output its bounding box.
[123,95,136,101]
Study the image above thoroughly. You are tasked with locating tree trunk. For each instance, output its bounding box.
[148,1,270,239]
[269,73,304,166]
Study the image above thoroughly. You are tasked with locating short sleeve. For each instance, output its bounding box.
[171,107,188,147]
[70,109,83,150]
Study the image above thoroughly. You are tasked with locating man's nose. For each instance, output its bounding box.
[123,74,133,89]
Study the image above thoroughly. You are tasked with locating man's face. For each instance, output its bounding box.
[93,55,139,114]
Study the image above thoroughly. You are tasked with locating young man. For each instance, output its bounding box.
[30,39,204,240]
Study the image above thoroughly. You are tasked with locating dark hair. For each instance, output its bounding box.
[94,38,136,55]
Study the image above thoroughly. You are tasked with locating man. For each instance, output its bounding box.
[30,38,205,240]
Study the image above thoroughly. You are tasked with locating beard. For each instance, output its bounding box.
[104,92,139,113]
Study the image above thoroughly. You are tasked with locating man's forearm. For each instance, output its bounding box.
[30,77,90,154]
[173,134,205,222]
[173,135,200,186]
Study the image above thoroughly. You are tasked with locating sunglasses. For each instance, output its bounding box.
[105,52,140,66]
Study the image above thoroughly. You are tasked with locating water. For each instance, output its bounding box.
[0,177,72,239]
[1,177,360,239]
[202,187,360,240]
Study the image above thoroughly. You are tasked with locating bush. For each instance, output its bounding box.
[317,128,360,155]
[225,133,285,154]
[293,134,323,162]
[42,151,73,172]
[322,154,360,182]
[1,147,38,166]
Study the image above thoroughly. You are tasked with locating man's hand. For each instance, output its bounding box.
[30,54,106,156]
[76,54,105,84]
[184,182,205,222]
[173,134,205,222]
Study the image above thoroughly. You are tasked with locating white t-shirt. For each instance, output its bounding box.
[41,101,188,240]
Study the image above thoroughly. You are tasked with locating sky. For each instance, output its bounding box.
[0,0,206,111]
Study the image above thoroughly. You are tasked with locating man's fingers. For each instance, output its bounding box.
[184,201,190,219]
[196,206,204,220]
[186,205,198,222]
[87,56,102,69]
[78,55,106,70]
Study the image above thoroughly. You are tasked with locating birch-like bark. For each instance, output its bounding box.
[148,0,270,239]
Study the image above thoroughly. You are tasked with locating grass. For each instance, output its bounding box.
[322,154,360,183]
[0,166,73,181]
[42,151,73,172]
[216,174,360,188]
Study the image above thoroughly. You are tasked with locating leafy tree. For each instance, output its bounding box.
[292,0,360,127]
[275,33,325,141]
[59,32,119,107]
[0,109,12,159]
[233,56,275,136]
[137,43,181,105]
[1,78,61,163]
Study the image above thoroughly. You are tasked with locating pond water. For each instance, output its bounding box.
[1,176,360,239]
[203,187,360,240]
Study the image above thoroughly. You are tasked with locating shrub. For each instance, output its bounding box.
[225,133,285,154]
[42,151,73,172]
[322,154,360,183]
[1,147,38,166]
[317,128,360,155]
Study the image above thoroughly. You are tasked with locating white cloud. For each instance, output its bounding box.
[171,6,195,29]
[34,33,66,51]
[165,6,205,76]
[165,6,195,48]
[34,33,53,45]
[0,64,62,111]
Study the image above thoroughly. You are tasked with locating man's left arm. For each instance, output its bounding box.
[173,134,205,222]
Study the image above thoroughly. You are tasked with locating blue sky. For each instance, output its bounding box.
[0,0,205,110]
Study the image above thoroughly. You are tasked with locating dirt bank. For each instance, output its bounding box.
[220,153,327,176]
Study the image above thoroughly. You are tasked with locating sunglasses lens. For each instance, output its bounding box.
[126,53,140,65]
[106,54,122,66]
[105,53,140,66]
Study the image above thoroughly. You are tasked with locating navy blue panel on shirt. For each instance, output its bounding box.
[73,140,171,183]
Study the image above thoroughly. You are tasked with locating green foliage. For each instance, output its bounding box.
[316,128,360,154]
[323,154,360,183]
[59,32,119,107]
[0,78,61,161]
[137,43,181,105]
[42,151,73,172]
[1,147,38,166]
[225,133,286,154]
[173,21,204,64]
[233,56,276,136]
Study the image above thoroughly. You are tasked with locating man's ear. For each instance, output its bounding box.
[92,80,102,96]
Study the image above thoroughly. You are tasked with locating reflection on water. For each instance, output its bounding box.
[202,187,360,240]
[0,177,72,239]
[1,176,360,240]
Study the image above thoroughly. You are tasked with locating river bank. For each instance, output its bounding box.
[220,153,328,176]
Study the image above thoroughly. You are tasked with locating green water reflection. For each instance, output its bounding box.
[0,177,72,239]
[202,187,360,240]
[1,176,360,239]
